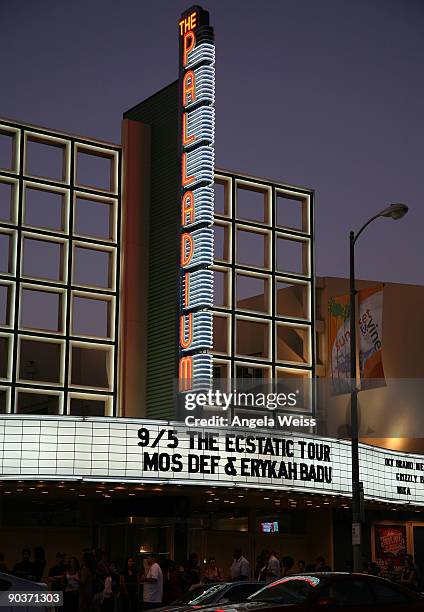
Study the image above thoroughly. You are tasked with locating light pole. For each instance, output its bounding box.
[349,203,408,573]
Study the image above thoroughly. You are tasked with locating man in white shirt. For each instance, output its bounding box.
[229,549,250,581]
[266,551,281,583]
[140,554,163,608]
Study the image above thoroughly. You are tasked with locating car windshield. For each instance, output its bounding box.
[249,576,320,604]
[174,583,226,604]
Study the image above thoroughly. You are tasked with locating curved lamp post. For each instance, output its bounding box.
[350,203,408,572]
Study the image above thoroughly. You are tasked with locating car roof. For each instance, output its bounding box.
[0,571,46,589]
[267,572,409,583]
[226,581,265,585]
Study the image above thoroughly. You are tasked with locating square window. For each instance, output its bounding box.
[17,391,59,415]
[73,246,112,289]
[236,273,269,313]
[74,196,114,240]
[0,284,13,326]
[25,137,67,182]
[24,186,65,231]
[276,236,307,275]
[234,364,271,404]
[276,280,309,320]
[276,193,307,231]
[72,295,111,338]
[212,315,229,354]
[69,397,106,417]
[276,369,312,412]
[21,288,63,332]
[236,318,270,359]
[0,233,13,274]
[213,269,230,307]
[0,181,15,222]
[0,336,11,378]
[236,228,268,268]
[214,180,229,216]
[213,361,229,380]
[76,148,115,192]
[276,324,310,364]
[71,345,111,389]
[0,388,9,414]
[214,224,230,262]
[22,237,64,281]
[236,185,268,224]
[236,364,269,379]
[0,130,16,171]
[19,339,62,383]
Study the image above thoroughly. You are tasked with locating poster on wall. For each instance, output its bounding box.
[374,524,407,569]
[358,285,386,388]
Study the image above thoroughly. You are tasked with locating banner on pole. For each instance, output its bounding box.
[358,285,386,388]
[328,293,351,394]
[328,285,385,394]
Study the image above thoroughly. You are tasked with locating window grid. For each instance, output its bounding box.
[213,171,315,391]
[0,120,121,417]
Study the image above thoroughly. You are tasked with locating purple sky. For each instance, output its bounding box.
[2,0,422,285]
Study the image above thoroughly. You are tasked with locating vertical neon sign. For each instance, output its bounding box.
[178,6,215,391]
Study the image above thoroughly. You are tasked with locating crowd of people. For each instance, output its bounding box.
[0,546,421,611]
[0,548,166,611]
[364,554,421,591]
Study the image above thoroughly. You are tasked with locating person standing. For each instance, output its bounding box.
[281,556,295,577]
[120,557,139,612]
[229,549,250,581]
[64,557,80,612]
[163,561,187,603]
[79,550,96,612]
[33,547,46,582]
[381,558,400,583]
[256,550,269,582]
[266,551,281,583]
[315,556,331,572]
[401,555,419,591]
[100,567,114,612]
[140,554,163,609]
[187,552,201,586]
[12,549,35,581]
[203,557,223,583]
[47,553,67,592]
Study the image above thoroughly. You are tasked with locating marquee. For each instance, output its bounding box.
[1,416,423,506]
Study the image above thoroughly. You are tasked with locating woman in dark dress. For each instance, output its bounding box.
[119,557,139,612]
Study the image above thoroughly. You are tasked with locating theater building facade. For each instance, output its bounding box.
[1,5,424,578]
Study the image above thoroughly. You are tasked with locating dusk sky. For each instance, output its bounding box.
[2,0,422,285]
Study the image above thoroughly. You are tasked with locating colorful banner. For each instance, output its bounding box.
[328,285,385,394]
[328,294,351,394]
[374,524,407,569]
[358,285,386,387]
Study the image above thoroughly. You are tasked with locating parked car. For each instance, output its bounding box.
[0,572,48,612]
[194,573,424,611]
[147,581,265,612]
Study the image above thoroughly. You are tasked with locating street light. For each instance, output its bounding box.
[349,202,408,573]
